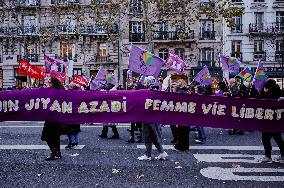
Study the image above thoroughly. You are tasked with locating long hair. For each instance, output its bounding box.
[50,77,64,89]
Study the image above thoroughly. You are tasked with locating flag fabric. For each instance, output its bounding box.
[18,59,46,80]
[44,54,69,76]
[95,67,118,86]
[237,67,253,82]
[194,66,212,86]
[50,71,67,83]
[220,54,241,72]
[129,45,164,77]
[253,61,268,91]
[165,53,188,74]
[71,74,89,86]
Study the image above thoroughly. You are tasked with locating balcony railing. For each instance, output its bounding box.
[129,33,145,42]
[231,24,243,33]
[253,51,266,61]
[275,51,284,61]
[57,25,76,33]
[16,0,40,6]
[232,0,243,2]
[198,60,215,67]
[199,31,215,40]
[22,26,39,34]
[231,52,243,61]
[51,0,79,4]
[199,1,215,9]
[0,27,19,36]
[96,56,110,62]
[249,22,284,33]
[153,31,194,41]
[17,54,39,62]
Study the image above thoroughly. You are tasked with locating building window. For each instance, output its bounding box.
[199,48,214,66]
[59,15,76,33]
[22,15,37,33]
[60,43,73,60]
[275,40,284,61]
[98,43,107,57]
[254,12,264,31]
[199,20,215,40]
[254,40,265,60]
[129,0,143,14]
[73,68,82,76]
[174,48,185,60]
[231,16,242,33]
[129,21,145,42]
[158,48,169,60]
[276,11,284,32]
[231,40,242,60]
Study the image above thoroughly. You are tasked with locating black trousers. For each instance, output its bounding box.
[262,132,284,158]
[46,136,61,157]
[130,122,142,138]
[175,126,190,151]
[102,125,119,136]
[170,125,178,142]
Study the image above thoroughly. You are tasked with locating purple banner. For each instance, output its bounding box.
[0,89,284,132]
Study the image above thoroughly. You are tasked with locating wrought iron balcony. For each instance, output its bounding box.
[198,60,215,67]
[249,22,284,34]
[231,24,243,33]
[231,52,243,62]
[17,54,39,62]
[57,25,76,33]
[95,55,110,63]
[232,0,243,2]
[199,31,215,40]
[153,31,194,41]
[199,1,215,10]
[0,27,20,36]
[129,4,143,14]
[21,26,39,34]
[253,51,266,61]
[275,51,284,61]
[129,33,145,42]
[16,0,40,6]
[51,0,79,5]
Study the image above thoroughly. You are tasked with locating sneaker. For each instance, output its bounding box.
[274,156,284,163]
[110,135,119,139]
[261,156,272,163]
[98,134,107,138]
[45,155,62,161]
[137,155,151,161]
[65,144,73,149]
[194,139,205,144]
[155,152,168,160]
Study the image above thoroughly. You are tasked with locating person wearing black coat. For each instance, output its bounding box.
[260,79,284,163]
[41,77,65,161]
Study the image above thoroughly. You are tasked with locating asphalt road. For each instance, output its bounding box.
[0,121,283,188]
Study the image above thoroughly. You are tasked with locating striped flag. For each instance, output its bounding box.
[253,61,268,91]
[237,67,253,82]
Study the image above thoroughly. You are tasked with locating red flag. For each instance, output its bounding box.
[71,74,89,86]
[50,71,66,83]
[18,59,46,80]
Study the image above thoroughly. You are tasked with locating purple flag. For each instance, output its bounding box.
[129,45,164,77]
[253,61,268,91]
[165,53,188,74]
[44,54,69,76]
[95,67,118,86]
[194,66,212,86]
[220,54,241,72]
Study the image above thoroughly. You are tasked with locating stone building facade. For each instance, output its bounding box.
[0,0,223,88]
[223,0,284,88]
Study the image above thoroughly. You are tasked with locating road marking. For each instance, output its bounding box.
[200,167,284,181]
[194,154,278,163]
[137,145,280,151]
[0,145,85,150]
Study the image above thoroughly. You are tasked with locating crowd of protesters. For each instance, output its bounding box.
[2,74,283,163]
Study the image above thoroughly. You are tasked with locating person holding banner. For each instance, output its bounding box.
[41,78,65,161]
[260,79,284,163]
[138,76,168,161]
